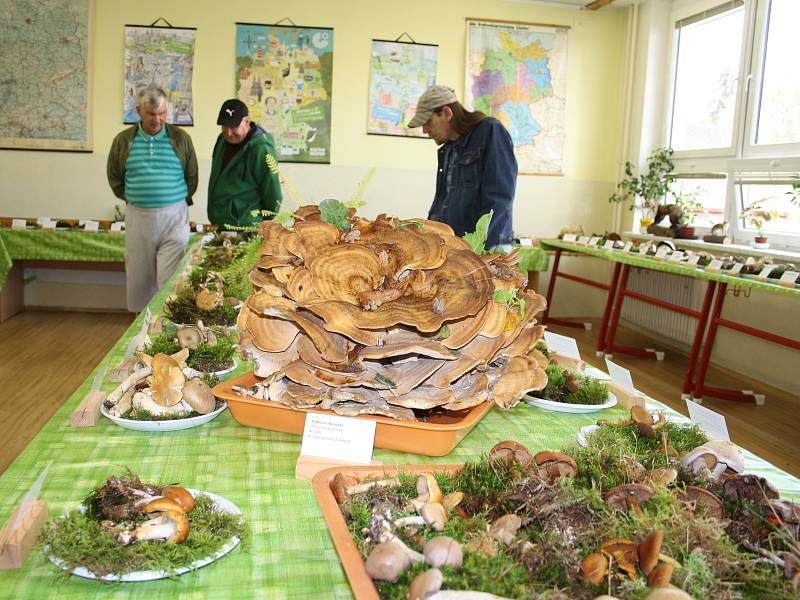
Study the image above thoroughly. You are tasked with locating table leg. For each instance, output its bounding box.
[596,262,622,355]
[693,282,727,402]
[681,280,716,397]
[604,264,629,355]
[541,248,562,325]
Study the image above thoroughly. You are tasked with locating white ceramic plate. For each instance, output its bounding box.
[524,391,618,413]
[209,358,237,377]
[100,401,227,432]
[577,424,601,447]
[48,489,241,581]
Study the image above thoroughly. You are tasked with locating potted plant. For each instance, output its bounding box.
[674,189,706,239]
[609,147,676,231]
[740,199,785,248]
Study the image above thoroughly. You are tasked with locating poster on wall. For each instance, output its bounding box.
[367,39,437,137]
[235,22,333,163]
[0,0,93,151]
[123,24,197,125]
[465,18,568,175]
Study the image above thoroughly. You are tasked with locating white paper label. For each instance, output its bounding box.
[669,251,685,262]
[588,236,601,246]
[519,237,533,246]
[757,265,777,279]
[300,412,376,465]
[728,263,743,274]
[621,241,633,252]
[707,259,723,271]
[655,246,670,258]
[603,240,615,250]
[11,219,26,230]
[36,217,50,225]
[110,222,124,232]
[577,236,590,245]
[41,219,56,231]
[194,223,205,233]
[562,234,577,242]
[688,255,701,266]
[638,244,651,256]
[779,270,799,285]
[605,357,635,393]
[686,399,730,441]
[84,220,99,232]
[543,331,581,361]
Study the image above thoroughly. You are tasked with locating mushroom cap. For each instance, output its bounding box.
[417,475,443,505]
[143,498,190,544]
[365,542,412,582]
[581,552,609,585]
[605,483,654,511]
[631,405,653,425]
[682,486,725,519]
[680,440,744,475]
[162,486,196,513]
[643,586,693,599]
[181,378,216,414]
[146,352,186,406]
[489,513,522,544]
[176,326,203,350]
[600,538,639,578]
[648,562,675,588]
[442,492,464,511]
[534,451,579,483]
[647,468,678,487]
[638,530,664,575]
[144,497,185,514]
[195,288,223,311]
[331,472,349,504]
[489,440,534,468]
[423,536,463,568]
[309,244,385,305]
[420,502,446,531]
[408,568,443,600]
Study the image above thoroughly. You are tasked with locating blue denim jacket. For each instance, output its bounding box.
[428,117,517,248]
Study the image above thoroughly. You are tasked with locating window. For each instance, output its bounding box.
[664,0,800,247]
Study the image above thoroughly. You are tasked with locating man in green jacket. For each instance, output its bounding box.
[107,87,198,312]
[207,99,282,229]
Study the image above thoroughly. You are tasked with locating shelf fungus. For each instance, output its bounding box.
[234,206,548,420]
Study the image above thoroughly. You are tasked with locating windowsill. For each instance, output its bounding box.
[624,232,800,263]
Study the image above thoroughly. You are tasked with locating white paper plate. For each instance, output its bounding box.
[576,424,601,447]
[209,358,237,377]
[524,391,618,413]
[101,401,227,432]
[48,489,241,581]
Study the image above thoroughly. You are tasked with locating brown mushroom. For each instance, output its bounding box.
[162,486,196,513]
[421,502,446,531]
[145,352,186,406]
[176,326,203,350]
[116,497,189,545]
[599,539,639,579]
[682,486,725,519]
[423,536,463,569]
[643,589,693,600]
[534,451,578,483]
[605,483,654,516]
[489,514,522,545]
[365,542,411,582]
[408,568,443,600]
[181,378,216,414]
[581,552,609,585]
[638,530,664,575]
[648,563,674,588]
[489,440,534,468]
[309,245,385,305]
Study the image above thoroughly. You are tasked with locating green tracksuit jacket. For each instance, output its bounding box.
[207,125,282,229]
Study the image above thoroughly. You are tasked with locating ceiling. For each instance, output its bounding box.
[501,0,641,9]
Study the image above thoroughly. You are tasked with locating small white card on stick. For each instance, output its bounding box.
[544,331,581,361]
[686,399,730,441]
[296,413,377,480]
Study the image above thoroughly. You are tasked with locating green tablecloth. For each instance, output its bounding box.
[0,229,126,290]
[0,242,797,598]
[541,238,800,296]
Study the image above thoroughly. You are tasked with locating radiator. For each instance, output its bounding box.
[621,268,696,347]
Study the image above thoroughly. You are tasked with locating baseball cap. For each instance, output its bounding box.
[407,85,458,128]
[217,99,248,127]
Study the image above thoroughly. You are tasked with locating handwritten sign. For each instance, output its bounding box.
[603,240,615,250]
[707,259,723,271]
[728,263,743,275]
[11,219,27,230]
[543,331,581,361]
[669,251,685,263]
[655,246,670,259]
[83,220,99,233]
[779,270,799,287]
[562,234,577,242]
[621,241,633,252]
[756,264,777,280]
[588,236,601,246]
[577,236,590,245]
[605,357,635,393]
[300,412,376,465]
[688,255,701,266]
[41,219,56,231]
[686,399,730,441]
[110,222,124,233]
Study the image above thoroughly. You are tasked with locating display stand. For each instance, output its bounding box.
[0,501,48,570]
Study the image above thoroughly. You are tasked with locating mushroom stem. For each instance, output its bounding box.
[429,592,515,599]
[106,366,151,406]
[394,516,425,528]
[658,553,682,568]
[347,477,400,495]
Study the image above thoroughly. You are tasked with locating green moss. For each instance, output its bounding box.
[41,492,247,579]
[536,365,609,405]
[163,288,237,327]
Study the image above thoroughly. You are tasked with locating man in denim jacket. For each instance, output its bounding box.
[408,85,517,249]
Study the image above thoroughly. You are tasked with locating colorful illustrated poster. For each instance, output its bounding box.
[235,23,333,163]
[367,40,437,137]
[466,19,568,175]
[0,0,92,150]
[123,25,196,125]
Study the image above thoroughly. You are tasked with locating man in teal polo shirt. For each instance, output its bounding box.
[207,99,282,229]
[107,87,198,312]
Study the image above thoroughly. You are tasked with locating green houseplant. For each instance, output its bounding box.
[609,147,676,230]
[740,199,785,247]
[674,188,706,238]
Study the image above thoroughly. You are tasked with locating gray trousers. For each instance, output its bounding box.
[125,202,189,312]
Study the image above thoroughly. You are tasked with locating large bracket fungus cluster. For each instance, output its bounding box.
[233,207,548,419]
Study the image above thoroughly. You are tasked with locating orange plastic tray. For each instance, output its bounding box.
[212,372,493,456]
[312,464,463,600]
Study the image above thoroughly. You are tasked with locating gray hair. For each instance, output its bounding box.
[137,87,168,110]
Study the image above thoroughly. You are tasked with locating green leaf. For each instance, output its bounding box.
[398,220,424,230]
[319,199,352,231]
[462,210,493,254]
[492,289,514,303]
[432,324,451,340]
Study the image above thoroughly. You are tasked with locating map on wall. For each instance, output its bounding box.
[123,25,196,125]
[235,23,333,163]
[466,19,568,175]
[367,39,437,137]
[0,0,92,151]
